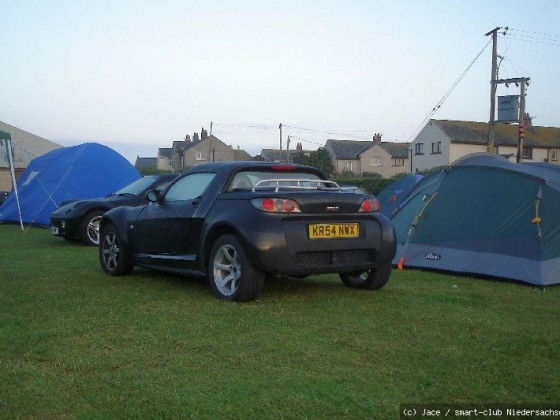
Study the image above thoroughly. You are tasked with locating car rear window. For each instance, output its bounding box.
[228,171,335,192]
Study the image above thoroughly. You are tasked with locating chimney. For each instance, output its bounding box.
[523,112,532,128]
[372,133,382,143]
[297,142,303,151]
[184,134,191,143]
[193,132,200,142]
[201,127,208,140]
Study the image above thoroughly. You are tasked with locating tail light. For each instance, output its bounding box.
[359,197,381,213]
[252,198,302,213]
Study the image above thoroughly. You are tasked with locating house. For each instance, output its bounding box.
[170,130,253,172]
[134,156,158,170]
[325,134,410,177]
[0,121,61,192]
[157,147,172,171]
[411,118,560,173]
[258,142,311,162]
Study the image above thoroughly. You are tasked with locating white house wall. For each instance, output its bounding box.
[411,122,450,172]
[157,156,172,171]
[529,147,550,163]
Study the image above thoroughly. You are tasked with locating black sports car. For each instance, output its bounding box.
[99,162,396,302]
[50,174,177,245]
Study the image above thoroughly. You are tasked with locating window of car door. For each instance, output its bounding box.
[164,173,216,202]
[131,172,216,256]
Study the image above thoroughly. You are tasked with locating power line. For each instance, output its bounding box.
[508,27,560,40]
[405,38,492,143]
[214,121,372,141]
[499,33,560,47]
[283,125,367,140]
[212,122,279,133]
[502,57,532,80]
[286,134,325,147]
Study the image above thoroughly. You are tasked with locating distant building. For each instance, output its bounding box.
[258,142,311,162]
[0,120,61,192]
[157,147,172,171]
[170,131,253,172]
[134,156,158,170]
[325,134,410,177]
[410,118,560,173]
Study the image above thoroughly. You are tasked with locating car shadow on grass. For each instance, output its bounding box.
[125,268,345,300]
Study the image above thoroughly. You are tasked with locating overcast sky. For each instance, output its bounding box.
[2,0,559,163]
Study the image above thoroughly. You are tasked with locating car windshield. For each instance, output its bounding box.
[114,177,159,196]
[228,170,333,192]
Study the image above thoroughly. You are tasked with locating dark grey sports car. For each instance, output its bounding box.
[99,162,396,302]
[50,174,176,245]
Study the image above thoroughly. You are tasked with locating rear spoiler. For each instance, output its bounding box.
[253,178,341,192]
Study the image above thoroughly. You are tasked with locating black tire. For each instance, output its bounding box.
[340,262,392,290]
[81,210,105,246]
[99,223,133,276]
[208,234,264,302]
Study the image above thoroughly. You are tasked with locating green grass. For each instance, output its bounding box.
[0,225,558,418]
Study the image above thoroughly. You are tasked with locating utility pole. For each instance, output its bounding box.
[286,135,291,162]
[486,27,500,153]
[516,77,528,163]
[209,121,213,136]
[279,123,283,152]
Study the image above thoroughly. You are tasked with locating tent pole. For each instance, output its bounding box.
[5,139,24,231]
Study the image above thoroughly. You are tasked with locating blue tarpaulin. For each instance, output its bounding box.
[0,143,140,227]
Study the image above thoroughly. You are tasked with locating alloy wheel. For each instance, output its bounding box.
[212,244,241,296]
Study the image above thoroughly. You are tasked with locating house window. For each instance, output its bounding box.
[551,149,558,161]
[431,142,442,154]
[392,158,405,167]
[344,161,353,172]
[196,151,206,161]
[522,147,533,160]
[370,157,383,166]
[415,143,424,155]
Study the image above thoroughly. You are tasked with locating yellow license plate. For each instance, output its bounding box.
[308,223,359,239]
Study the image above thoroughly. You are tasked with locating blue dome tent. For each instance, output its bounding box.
[377,174,424,218]
[0,143,141,227]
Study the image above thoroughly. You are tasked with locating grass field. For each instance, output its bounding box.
[0,224,558,418]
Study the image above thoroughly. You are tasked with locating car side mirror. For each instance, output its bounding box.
[146,189,162,203]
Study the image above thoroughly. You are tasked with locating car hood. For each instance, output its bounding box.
[52,195,138,215]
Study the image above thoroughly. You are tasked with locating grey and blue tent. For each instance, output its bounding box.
[377,174,424,218]
[391,153,560,286]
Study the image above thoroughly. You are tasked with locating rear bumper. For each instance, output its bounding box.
[239,214,396,276]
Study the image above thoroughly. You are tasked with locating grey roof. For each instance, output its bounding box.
[135,157,158,169]
[158,147,172,158]
[433,119,560,148]
[325,140,371,159]
[171,135,230,154]
[258,148,311,162]
[326,139,409,159]
[377,142,410,158]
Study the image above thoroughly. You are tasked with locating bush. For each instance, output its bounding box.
[332,177,394,195]
[138,166,173,176]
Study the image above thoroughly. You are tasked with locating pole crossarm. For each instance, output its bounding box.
[494,77,530,85]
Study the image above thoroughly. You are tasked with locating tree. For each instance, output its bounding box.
[295,148,335,177]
